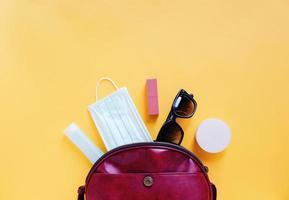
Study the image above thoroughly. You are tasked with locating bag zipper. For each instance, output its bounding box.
[85,142,208,184]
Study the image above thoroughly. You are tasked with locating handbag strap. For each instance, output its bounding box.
[77,186,85,200]
[212,183,217,200]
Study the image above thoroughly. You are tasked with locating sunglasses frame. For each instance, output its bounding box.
[156,89,197,145]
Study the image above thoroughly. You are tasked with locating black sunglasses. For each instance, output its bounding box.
[156,89,197,145]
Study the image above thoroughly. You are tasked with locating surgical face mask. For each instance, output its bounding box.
[88,77,152,150]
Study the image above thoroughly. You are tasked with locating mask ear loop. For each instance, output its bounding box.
[96,77,119,101]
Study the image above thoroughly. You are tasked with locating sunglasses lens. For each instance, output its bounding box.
[174,96,195,117]
[157,122,183,144]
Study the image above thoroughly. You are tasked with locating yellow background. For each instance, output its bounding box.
[1,0,289,199]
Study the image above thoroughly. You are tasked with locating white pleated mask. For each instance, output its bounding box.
[88,77,152,150]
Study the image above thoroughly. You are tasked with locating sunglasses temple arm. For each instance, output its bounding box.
[165,110,175,122]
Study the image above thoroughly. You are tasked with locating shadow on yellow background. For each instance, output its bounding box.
[1,0,289,199]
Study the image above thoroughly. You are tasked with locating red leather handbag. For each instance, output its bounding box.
[77,142,217,200]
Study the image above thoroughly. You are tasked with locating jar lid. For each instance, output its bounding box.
[196,119,231,153]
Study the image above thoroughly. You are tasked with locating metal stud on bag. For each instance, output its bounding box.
[143,176,153,187]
